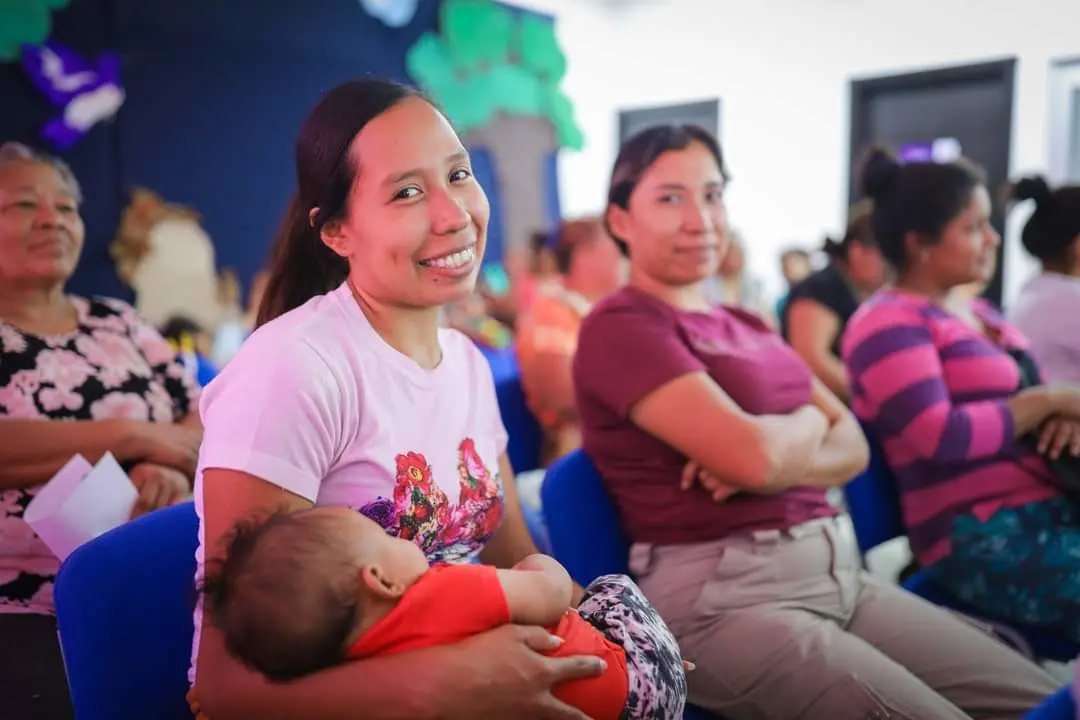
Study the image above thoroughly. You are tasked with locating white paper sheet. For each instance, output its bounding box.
[24,452,138,561]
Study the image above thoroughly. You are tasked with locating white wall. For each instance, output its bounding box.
[537,0,1080,306]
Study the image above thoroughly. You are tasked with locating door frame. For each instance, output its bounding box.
[1047,57,1080,184]
[847,58,1017,304]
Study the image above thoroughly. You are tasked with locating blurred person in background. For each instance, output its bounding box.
[443,290,514,352]
[783,202,887,402]
[703,229,773,322]
[774,246,812,319]
[1009,175,1080,383]
[162,314,220,386]
[517,217,626,466]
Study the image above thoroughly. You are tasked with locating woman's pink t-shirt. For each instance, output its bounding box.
[189,283,508,679]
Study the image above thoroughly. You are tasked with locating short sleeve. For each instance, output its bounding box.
[574,300,706,418]
[196,339,348,502]
[787,270,843,314]
[346,564,511,659]
[411,564,511,630]
[108,298,201,420]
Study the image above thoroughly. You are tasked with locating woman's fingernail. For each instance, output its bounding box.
[548,634,564,646]
[685,661,697,672]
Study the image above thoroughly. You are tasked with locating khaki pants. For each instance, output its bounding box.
[629,517,1059,719]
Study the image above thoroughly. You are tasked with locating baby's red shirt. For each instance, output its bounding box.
[346,564,628,720]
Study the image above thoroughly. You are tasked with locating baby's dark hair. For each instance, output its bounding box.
[199,508,361,682]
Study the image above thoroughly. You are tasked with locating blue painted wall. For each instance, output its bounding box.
[0,0,560,301]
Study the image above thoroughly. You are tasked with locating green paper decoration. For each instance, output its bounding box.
[406,0,584,151]
[0,0,71,62]
[442,0,512,70]
[518,14,566,82]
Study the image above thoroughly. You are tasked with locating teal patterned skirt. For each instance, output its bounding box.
[928,497,1080,642]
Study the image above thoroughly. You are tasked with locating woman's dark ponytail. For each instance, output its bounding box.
[254,78,424,327]
[256,195,348,327]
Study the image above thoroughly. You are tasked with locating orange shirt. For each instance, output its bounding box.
[515,284,591,431]
[347,564,628,720]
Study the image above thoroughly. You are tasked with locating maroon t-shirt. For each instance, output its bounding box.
[573,286,837,545]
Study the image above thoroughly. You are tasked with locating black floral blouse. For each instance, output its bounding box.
[0,296,200,614]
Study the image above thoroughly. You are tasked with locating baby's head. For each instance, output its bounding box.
[200,506,429,682]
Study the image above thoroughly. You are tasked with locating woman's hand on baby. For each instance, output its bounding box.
[129,462,191,518]
[681,460,738,502]
[445,625,605,719]
[1036,416,1080,459]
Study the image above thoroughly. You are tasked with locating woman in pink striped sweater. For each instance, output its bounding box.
[844,148,1080,643]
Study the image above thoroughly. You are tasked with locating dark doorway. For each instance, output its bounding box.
[618,99,720,143]
[848,59,1016,305]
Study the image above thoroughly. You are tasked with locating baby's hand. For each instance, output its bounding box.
[501,555,574,626]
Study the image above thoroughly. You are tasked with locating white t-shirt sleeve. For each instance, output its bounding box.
[196,339,348,502]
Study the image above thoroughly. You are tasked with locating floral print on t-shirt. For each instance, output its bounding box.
[359,437,503,563]
[0,296,200,614]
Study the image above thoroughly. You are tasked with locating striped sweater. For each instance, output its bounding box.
[843,289,1057,567]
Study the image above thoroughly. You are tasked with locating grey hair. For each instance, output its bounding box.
[0,142,82,202]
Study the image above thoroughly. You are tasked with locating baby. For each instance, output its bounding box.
[200,506,687,720]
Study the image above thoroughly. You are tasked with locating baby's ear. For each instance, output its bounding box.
[360,565,406,600]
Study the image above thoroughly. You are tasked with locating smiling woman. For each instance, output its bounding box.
[571,125,1059,718]
[0,142,202,718]
[190,79,605,720]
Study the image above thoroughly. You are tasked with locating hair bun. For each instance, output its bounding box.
[821,235,844,257]
[860,148,900,202]
[1012,175,1053,209]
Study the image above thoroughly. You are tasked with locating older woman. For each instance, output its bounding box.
[189,79,603,720]
[572,125,1058,718]
[0,142,201,717]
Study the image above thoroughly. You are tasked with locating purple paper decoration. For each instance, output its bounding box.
[899,138,962,164]
[20,40,125,152]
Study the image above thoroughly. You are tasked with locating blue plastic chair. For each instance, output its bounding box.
[542,449,631,584]
[495,373,544,475]
[844,431,1080,663]
[479,344,520,383]
[1023,685,1075,719]
[55,502,198,720]
[542,449,717,720]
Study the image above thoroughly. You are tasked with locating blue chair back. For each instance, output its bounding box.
[496,374,544,475]
[843,426,905,555]
[55,502,198,720]
[480,345,520,383]
[541,449,718,720]
[541,449,630,585]
[1023,686,1075,719]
